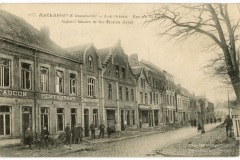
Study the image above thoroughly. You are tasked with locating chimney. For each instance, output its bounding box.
[40,26,50,39]
[130,54,138,61]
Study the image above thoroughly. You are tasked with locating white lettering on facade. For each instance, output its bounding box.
[1,90,27,97]
[41,94,76,101]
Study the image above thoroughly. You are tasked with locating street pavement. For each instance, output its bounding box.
[63,123,219,157]
[0,123,219,157]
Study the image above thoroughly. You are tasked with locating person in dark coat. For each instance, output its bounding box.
[24,127,32,149]
[99,122,105,138]
[73,124,80,143]
[190,119,194,127]
[193,119,197,127]
[210,118,213,124]
[41,126,49,149]
[197,123,202,132]
[65,123,71,145]
[107,125,112,138]
[90,122,95,139]
[223,115,233,137]
[78,124,83,142]
[214,118,217,124]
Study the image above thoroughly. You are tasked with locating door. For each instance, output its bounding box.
[84,109,89,137]
[121,110,125,131]
[106,110,115,127]
[22,106,32,144]
[154,110,159,126]
[71,108,77,129]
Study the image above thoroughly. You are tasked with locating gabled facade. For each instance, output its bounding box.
[66,43,102,137]
[98,40,138,130]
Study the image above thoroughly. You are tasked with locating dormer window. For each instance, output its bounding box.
[87,56,93,71]
[121,67,126,79]
[115,65,119,78]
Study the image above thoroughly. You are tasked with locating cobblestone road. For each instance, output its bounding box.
[64,123,219,157]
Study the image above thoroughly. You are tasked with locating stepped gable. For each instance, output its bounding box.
[65,43,92,62]
[0,9,74,59]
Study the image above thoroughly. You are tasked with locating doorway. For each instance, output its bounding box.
[22,106,32,144]
[154,110,159,126]
[121,110,125,131]
[106,110,115,127]
[84,109,89,137]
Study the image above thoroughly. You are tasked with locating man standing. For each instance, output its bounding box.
[65,123,72,145]
[78,124,83,142]
[24,127,32,149]
[99,122,105,138]
[223,115,233,137]
[41,126,49,149]
[73,124,80,144]
[90,122,95,139]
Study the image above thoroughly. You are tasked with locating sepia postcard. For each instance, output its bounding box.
[0,3,239,157]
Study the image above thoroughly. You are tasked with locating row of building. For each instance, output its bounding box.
[0,10,215,145]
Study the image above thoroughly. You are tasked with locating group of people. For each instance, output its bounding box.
[64,123,83,145]
[90,121,121,139]
[24,126,49,149]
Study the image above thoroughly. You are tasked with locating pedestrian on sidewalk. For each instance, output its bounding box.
[214,118,217,124]
[90,122,96,139]
[78,124,83,142]
[210,118,213,124]
[24,127,33,149]
[193,119,197,127]
[223,115,233,137]
[65,123,72,145]
[115,122,121,138]
[73,124,80,144]
[99,122,105,138]
[190,119,194,127]
[40,126,49,149]
[107,125,112,138]
[197,123,202,132]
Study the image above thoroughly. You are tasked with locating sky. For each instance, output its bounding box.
[1,3,238,104]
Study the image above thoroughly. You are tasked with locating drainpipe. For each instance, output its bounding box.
[33,50,37,140]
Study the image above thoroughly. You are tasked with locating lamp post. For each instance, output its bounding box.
[199,99,205,134]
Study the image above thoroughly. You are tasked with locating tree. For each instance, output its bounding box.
[145,4,240,103]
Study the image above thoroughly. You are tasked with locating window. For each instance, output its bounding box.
[87,78,95,96]
[153,92,156,104]
[40,107,49,131]
[115,65,119,78]
[0,58,10,87]
[87,56,93,71]
[125,87,129,101]
[149,76,152,86]
[145,93,148,105]
[156,93,158,104]
[93,109,98,127]
[70,73,76,95]
[143,79,145,88]
[0,106,11,136]
[21,62,31,89]
[71,108,77,129]
[57,108,64,131]
[119,86,123,100]
[132,110,135,125]
[108,83,112,99]
[140,92,143,103]
[40,67,49,91]
[131,89,134,101]
[121,67,126,78]
[56,70,64,93]
[150,92,152,104]
[127,110,130,125]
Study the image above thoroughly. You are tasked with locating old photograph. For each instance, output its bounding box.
[0,3,239,157]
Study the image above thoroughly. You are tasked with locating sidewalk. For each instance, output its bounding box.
[0,124,187,157]
[155,124,240,157]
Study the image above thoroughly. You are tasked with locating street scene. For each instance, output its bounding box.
[0,3,240,157]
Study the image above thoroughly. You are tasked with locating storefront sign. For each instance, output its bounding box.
[40,94,76,101]
[0,89,29,97]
